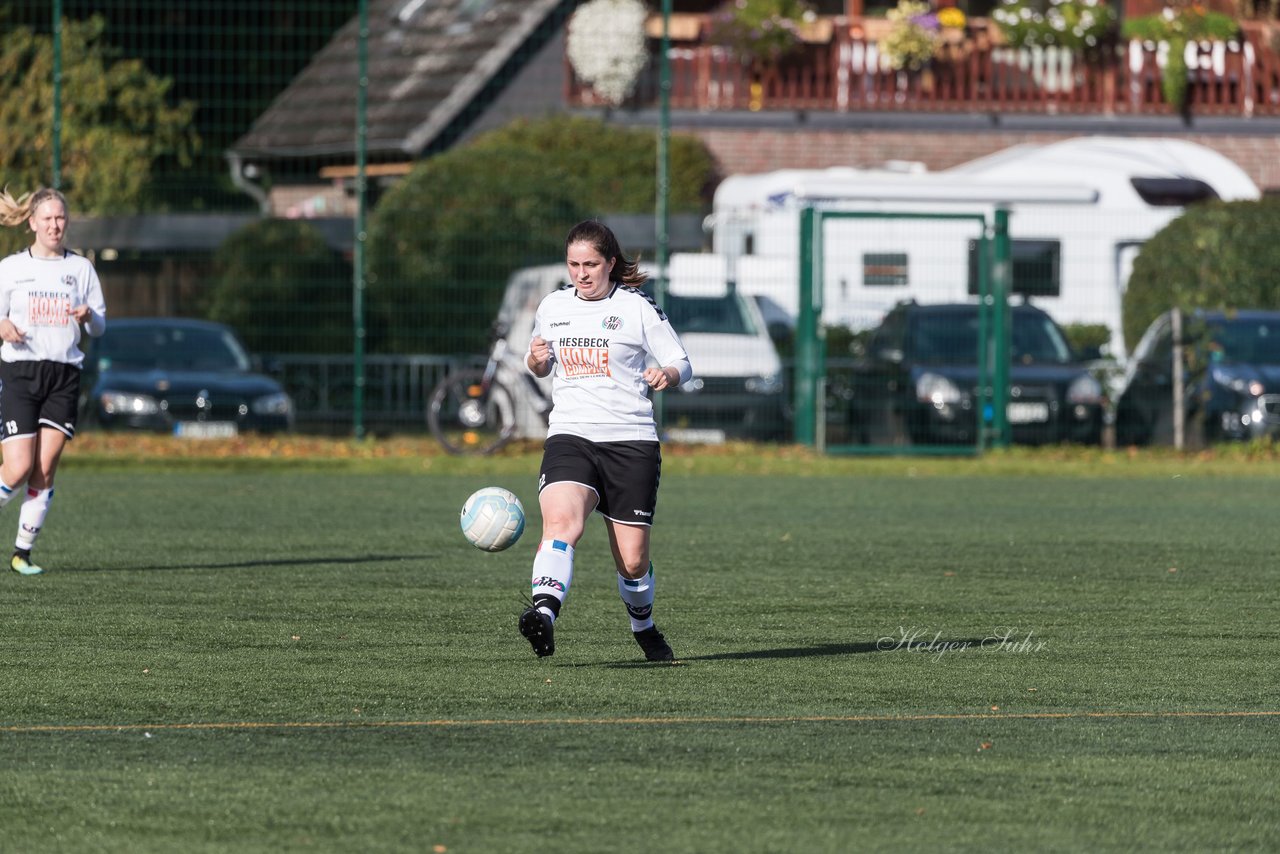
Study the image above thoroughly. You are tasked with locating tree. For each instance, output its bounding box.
[1122,198,1280,351]
[366,117,718,355]
[0,14,197,253]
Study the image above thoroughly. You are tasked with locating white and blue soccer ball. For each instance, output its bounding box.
[460,486,526,552]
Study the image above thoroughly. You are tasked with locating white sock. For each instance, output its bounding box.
[16,487,53,552]
[0,481,20,509]
[618,563,655,632]
[531,539,574,622]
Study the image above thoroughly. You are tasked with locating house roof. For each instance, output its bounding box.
[231,0,576,162]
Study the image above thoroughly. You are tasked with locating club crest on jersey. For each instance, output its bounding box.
[601,315,623,331]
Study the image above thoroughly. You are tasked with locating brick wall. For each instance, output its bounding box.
[685,127,1280,193]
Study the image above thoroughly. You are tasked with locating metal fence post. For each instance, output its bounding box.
[1172,306,1184,450]
[52,0,62,188]
[991,207,1012,448]
[353,0,368,440]
[795,206,820,447]
[653,0,671,431]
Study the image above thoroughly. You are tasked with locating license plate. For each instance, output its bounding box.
[665,428,726,444]
[174,421,239,439]
[1007,402,1049,424]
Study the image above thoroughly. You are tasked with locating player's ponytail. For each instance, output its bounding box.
[564,219,649,288]
[0,187,67,227]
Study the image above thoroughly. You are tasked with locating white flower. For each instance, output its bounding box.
[566,0,650,105]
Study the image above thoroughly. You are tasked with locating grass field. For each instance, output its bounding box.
[1,443,1278,852]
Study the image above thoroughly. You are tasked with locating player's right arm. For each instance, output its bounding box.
[0,264,24,344]
[527,335,553,378]
[525,308,554,378]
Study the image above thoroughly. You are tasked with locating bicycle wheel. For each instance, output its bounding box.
[427,369,517,455]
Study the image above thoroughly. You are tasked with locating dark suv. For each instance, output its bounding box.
[840,301,1104,445]
[1114,309,1280,446]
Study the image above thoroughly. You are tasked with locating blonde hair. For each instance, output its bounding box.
[0,187,68,228]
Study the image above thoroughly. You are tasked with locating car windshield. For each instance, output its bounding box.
[97,325,252,372]
[662,293,757,336]
[1206,317,1280,364]
[909,309,1074,364]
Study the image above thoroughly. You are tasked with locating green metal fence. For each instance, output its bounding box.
[793,208,1013,455]
[8,0,731,442]
[6,1,1117,450]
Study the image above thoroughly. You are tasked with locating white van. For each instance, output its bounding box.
[493,263,787,443]
[703,136,1261,360]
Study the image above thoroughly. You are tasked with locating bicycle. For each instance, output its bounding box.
[427,325,552,455]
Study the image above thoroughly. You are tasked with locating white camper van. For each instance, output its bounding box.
[492,264,787,442]
[699,137,1260,360]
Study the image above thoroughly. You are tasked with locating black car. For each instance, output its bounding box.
[84,318,294,436]
[1114,309,1280,446]
[842,301,1104,445]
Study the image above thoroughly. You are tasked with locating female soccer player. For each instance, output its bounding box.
[0,188,107,575]
[519,220,692,662]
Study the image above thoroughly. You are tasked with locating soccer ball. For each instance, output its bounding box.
[460,486,526,552]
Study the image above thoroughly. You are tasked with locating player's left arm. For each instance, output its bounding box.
[72,265,107,338]
[641,310,692,392]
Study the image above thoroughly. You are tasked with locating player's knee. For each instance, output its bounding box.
[539,517,584,545]
[617,555,649,580]
[1,461,33,487]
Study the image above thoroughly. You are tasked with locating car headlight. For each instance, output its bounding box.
[745,373,784,395]
[916,372,962,405]
[251,391,293,416]
[1066,374,1103,405]
[100,392,160,416]
[1211,366,1264,396]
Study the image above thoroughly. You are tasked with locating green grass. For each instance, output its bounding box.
[2,456,1278,852]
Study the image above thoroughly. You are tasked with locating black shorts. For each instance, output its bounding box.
[538,434,662,526]
[0,360,82,441]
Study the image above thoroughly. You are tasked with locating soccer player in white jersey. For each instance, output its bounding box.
[519,220,693,662]
[0,188,107,575]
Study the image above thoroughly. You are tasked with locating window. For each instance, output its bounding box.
[1130,177,1219,207]
[967,239,1061,297]
[863,252,909,286]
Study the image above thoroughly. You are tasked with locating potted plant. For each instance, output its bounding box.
[991,0,1117,55]
[709,0,818,107]
[566,0,650,105]
[1122,3,1239,111]
[879,0,940,71]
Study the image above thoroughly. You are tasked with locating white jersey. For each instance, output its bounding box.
[529,284,693,443]
[0,249,107,367]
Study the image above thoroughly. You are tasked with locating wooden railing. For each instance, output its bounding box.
[568,21,1280,118]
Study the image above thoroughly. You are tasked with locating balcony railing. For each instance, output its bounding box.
[567,18,1280,118]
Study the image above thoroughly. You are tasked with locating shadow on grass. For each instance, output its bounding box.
[600,638,993,667]
[56,554,428,573]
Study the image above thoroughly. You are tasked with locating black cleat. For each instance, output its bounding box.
[633,626,675,662]
[519,607,555,658]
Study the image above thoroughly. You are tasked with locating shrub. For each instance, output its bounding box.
[1060,322,1112,356]
[1122,197,1280,352]
[468,116,716,215]
[205,219,351,354]
[366,117,717,356]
